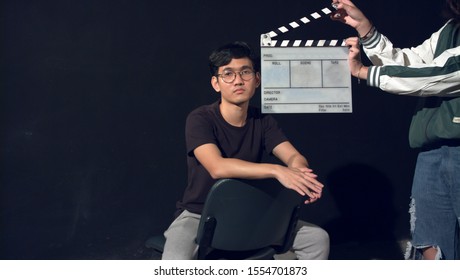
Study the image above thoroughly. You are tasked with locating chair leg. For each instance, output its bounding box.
[197,217,217,259]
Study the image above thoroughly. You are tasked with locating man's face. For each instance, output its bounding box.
[211,57,260,106]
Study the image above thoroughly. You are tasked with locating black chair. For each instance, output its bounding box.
[146,178,303,259]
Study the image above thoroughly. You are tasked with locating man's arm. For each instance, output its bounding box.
[272,141,324,203]
[272,141,309,168]
[193,142,323,203]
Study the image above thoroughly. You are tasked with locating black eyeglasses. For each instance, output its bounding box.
[216,69,256,83]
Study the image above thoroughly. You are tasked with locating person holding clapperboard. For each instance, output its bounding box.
[332,0,460,260]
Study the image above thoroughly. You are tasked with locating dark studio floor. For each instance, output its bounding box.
[36,223,408,260]
[1,210,408,260]
[58,237,408,260]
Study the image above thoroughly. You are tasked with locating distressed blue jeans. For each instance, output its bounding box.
[406,145,460,260]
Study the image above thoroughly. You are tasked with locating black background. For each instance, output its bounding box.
[1,0,445,259]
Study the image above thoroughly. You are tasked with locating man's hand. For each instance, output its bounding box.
[275,166,324,204]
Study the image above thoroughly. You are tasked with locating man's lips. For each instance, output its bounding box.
[233,88,245,94]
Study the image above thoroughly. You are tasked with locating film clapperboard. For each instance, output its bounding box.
[260,6,352,113]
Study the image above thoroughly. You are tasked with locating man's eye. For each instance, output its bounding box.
[223,72,234,77]
[241,70,252,75]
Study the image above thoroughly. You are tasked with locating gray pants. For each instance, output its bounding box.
[162,210,330,260]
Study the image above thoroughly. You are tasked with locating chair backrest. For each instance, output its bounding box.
[196,178,302,259]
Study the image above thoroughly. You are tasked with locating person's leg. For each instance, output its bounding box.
[406,146,459,260]
[288,220,330,260]
[161,210,201,260]
[445,146,460,260]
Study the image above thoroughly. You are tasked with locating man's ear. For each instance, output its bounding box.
[211,76,221,92]
[255,72,261,88]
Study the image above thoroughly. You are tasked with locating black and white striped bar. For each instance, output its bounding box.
[261,37,346,47]
[260,7,345,47]
[266,7,333,39]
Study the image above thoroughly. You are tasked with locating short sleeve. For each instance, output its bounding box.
[185,107,217,156]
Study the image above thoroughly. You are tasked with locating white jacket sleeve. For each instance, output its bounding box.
[362,21,460,96]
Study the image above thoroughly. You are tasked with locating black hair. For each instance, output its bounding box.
[443,0,460,21]
[208,41,260,76]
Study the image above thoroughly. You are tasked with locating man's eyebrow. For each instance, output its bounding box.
[222,65,253,71]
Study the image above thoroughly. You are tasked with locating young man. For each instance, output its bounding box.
[162,41,329,260]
